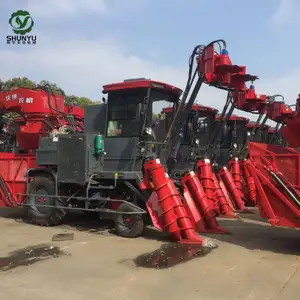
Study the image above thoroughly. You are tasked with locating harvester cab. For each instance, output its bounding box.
[158,104,218,178]
[213,114,249,168]
[83,78,182,173]
[267,127,280,145]
[246,122,270,143]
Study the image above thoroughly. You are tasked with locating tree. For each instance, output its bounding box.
[76,96,94,107]
[152,113,160,120]
[65,95,94,107]
[39,80,64,95]
[2,77,36,90]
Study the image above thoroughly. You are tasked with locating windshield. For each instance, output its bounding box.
[106,87,179,138]
[106,89,145,137]
[219,121,247,149]
[233,122,247,148]
[181,113,209,145]
[151,90,179,124]
[163,110,212,145]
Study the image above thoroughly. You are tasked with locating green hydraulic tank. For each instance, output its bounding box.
[94,134,104,155]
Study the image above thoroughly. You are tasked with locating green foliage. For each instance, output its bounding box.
[39,80,64,95]
[3,77,36,90]
[65,95,94,107]
[0,77,95,108]
[152,113,160,120]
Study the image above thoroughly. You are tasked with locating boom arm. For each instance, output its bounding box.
[162,40,231,169]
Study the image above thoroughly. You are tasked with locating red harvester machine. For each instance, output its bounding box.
[1,39,300,247]
[0,83,84,209]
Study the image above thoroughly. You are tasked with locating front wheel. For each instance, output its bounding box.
[114,203,144,238]
[26,175,66,226]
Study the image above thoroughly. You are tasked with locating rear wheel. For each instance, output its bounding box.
[114,203,144,238]
[26,175,66,226]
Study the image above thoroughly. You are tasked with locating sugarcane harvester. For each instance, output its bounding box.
[157,104,218,179]
[0,84,83,207]
[246,122,270,143]
[245,100,300,228]
[150,39,259,233]
[3,38,297,243]
[208,44,300,229]
[234,96,293,208]
[0,78,197,241]
[267,127,286,146]
[196,42,293,215]
[0,40,231,244]
[149,39,269,232]
[178,39,264,215]
[213,114,249,168]
[156,105,242,220]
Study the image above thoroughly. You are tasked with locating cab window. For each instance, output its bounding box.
[106,89,145,137]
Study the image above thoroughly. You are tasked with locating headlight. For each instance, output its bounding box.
[145,127,153,135]
[195,139,200,145]
[233,143,237,148]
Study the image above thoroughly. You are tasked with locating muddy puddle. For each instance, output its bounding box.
[0,244,69,271]
[134,241,218,269]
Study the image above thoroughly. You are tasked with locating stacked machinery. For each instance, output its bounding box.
[0,40,299,246]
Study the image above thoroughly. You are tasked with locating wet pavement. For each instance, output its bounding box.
[0,208,299,300]
[134,242,217,269]
[0,244,68,271]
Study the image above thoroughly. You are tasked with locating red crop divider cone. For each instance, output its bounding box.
[180,180,211,233]
[228,158,245,200]
[212,173,237,218]
[181,171,229,234]
[240,159,257,206]
[196,159,220,215]
[218,166,251,213]
[218,175,236,212]
[142,158,203,245]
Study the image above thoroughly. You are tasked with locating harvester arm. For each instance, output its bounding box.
[184,41,300,229]
[162,40,228,169]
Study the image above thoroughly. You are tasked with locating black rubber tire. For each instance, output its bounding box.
[114,203,144,238]
[26,175,66,226]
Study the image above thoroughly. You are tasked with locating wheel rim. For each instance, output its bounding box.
[122,214,134,229]
[33,187,51,214]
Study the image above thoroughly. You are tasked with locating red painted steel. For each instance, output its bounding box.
[228,158,244,199]
[218,167,249,212]
[180,181,208,233]
[240,159,257,206]
[218,175,236,212]
[181,171,228,234]
[196,159,220,215]
[212,173,236,218]
[248,142,300,227]
[141,159,203,244]
[0,88,67,150]
[0,154,36,207]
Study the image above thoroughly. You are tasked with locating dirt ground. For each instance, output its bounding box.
[0,208,299,300]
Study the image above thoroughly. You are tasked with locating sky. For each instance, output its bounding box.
[0,0,299,121]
